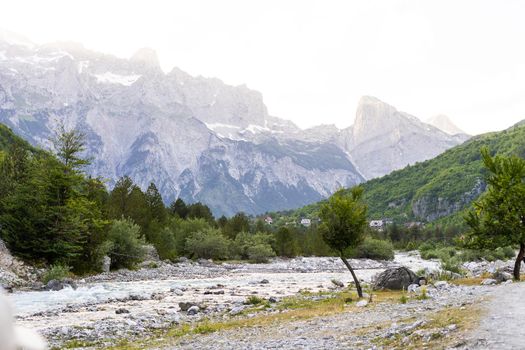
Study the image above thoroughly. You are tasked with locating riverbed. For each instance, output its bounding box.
[9,252,441,347]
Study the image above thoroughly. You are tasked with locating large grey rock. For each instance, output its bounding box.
[373,267,418,290]
[45,278,77,291]
[102,256,111,273]
[492,270,512,283]
[178,302,198,312]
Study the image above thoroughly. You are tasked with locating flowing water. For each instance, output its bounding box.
[11,253,440,317]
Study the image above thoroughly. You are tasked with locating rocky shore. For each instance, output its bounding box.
[5,252,523,349]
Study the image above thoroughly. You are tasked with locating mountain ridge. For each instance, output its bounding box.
[0,32,467,216]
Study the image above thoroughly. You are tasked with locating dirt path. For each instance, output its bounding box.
[464,282,525,349]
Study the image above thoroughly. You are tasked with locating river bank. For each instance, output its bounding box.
[7,252,522,349]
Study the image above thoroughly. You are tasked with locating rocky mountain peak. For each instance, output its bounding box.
[131,47,161,70]
[353,96,404,146]
[426,114,466,135]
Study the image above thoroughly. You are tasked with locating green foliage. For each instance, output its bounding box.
[246,243,276,263]
[347,237,395,261]
[186,202,215,223]
[185,228,231,260]
[42,264,71,283]
[246,295,264,305]
[222,212,251,239]
[399,291,408,304]
[169,198,189,219]
[170,218,212,256]
[319,187,368,255]
[149,226,178,261]
[233,232,275,260]
[106,219,145,269]
[0,128,107,268]
[273,227,298,257]
[465,147,525,278]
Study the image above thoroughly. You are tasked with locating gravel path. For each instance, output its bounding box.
[464,282,525,349]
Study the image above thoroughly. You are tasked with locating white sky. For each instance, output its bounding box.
[1,0,525,135]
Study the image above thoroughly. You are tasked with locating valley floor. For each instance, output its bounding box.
[8,254,524,349]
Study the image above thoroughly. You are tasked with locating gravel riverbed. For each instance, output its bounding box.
[7,252,518,349]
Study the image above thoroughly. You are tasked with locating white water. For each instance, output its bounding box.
[11,253,440,317]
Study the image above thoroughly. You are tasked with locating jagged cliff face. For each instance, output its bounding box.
[0,36,363,216]
[346,97,470,179]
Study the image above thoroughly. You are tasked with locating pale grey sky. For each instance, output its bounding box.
[1,0,524,134]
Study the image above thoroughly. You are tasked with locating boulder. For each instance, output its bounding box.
[178,302,198,312]
[492,270,512,283]
[407,284,420,293]
[102,256,111,273]
[187,305,200,315]
[115,308,130,314]
[373,267,418,290]
[356,300,368,307]
[170,288,184,296]
[45,278,77,291]
[331,279,345,288]
[229,305,247,315]
[481,278,497,286]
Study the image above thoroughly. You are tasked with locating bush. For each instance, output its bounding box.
[171,218,212,256]
[185,228,231,260]
[150,227,178,261]
[246,295,264,305]
[348,237,395,261]
[107,219,146,269]
[247,243,276,263]
[42,264,71,283]
[233,232,275,261]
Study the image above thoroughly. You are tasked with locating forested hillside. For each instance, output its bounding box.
[278,121,525,225]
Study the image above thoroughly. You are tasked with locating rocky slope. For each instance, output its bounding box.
[0,31,466,216]
[426,114,466,135]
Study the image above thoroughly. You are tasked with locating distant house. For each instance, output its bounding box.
[369,220,385,230]
[300,218,311,227]
[264,216,273,225]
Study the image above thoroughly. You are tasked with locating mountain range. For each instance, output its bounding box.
[0,29,468,216]
[281,120,525,225]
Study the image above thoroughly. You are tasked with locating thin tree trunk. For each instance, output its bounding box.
[340,253,363,298]
[513,243,525,281]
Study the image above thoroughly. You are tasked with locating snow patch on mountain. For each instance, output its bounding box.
[94,72,142,86]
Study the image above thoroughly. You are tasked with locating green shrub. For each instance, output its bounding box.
[247,243,276,263]
[185,228,231,260]
[347,237,395,261]
[233,232,275,261]
[107,219,146,269]
[42,264,71,283]
[150,227,178,261]
[171,218,211,256]
[246,295,264,305]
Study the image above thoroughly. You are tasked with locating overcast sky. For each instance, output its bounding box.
[1,0,524,134]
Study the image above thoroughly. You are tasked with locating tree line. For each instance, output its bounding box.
[0,128,353,273]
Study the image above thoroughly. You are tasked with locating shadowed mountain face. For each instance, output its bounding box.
[0,33,467,216]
